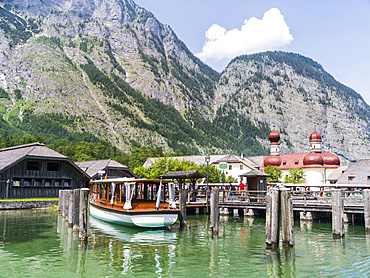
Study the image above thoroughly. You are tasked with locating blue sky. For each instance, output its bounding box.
[134,0,370,105]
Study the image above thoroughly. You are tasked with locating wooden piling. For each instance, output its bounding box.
[233,209,239,217]
[266,188,280,247]
[244,208,254,217]
[364,189,370,231]
[64,190,71,221]
[280,187,294,246]
[58,190,63,213]
[62,190,68,218]
[211,187,219,235]
[59,190,65,216]
[343,213,350,224]
[179,188,187,227]
[79,188,90,242]
[72,189,80,233]
[68,189,73,226]
[332,189,344,237]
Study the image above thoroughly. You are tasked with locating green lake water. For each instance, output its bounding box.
[0,209,370,277]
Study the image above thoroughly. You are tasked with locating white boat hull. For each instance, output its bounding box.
[90,203,178,228]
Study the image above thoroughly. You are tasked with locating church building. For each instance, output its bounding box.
[262,130,340,187]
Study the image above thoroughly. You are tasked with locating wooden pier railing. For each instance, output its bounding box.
[176,189,366,214]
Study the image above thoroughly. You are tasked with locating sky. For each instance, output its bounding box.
[134,0,370,105]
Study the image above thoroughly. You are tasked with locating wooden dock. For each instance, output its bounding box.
[181,188,366,215]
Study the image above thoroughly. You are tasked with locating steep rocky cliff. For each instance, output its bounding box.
[216,52,370,161]
[0,0,368,161]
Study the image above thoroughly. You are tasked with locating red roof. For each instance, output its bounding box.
[303,152,324,167]
[269,130,280,143]
[263,152,340,170]
[263,155,282,167]
[309,130,322,142]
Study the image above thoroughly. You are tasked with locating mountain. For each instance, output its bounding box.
[0,0,368,162]
[216,52,370,161]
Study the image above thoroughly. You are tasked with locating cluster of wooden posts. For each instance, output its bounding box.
[265,187,294,247]
[210,187,370,245]
[58,188,90,242]
[331,189,370,236]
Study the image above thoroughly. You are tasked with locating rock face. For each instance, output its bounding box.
[216,52,370,161]
[0,0,368,161]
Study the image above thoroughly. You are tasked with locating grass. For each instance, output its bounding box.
[0,198,59,202]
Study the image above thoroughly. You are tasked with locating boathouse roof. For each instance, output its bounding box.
[76,159,137,180]
[327,166,348,182]
[143,155,227,168]
[0,142,72,173]
[213,154,259,169]
[239,169,270,177]
[143,154,260,169]
[336,160,370,185]
[158,170,206,179]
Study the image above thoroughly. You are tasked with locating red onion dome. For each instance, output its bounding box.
[309,130,322,142]
[269,130,280,143]
[303,152,323,167]
[264,155,282,167]
[322,154,340,166]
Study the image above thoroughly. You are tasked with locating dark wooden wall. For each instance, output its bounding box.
[0,158,88,199]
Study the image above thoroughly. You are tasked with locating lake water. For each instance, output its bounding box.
[0,209,370,277]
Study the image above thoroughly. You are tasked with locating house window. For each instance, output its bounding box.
[295,161,298,165]
[45,180,52,187]
[54,180,61,187]
[240,165,243,170]
[367,176,370,181]
[12,179,21,186]
[283,161,287,166]
[47,162,61,171]
[229,165,232,170]
[348,176,355,181]
[27,161,41,171]
[33,180,42,187]
[64,180,71,187]
[24,179,31,186]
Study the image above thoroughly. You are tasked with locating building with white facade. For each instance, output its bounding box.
[262,130,341,187]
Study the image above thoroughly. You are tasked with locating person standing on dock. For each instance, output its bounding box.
[239,180,245,197]
[239,181,245,191]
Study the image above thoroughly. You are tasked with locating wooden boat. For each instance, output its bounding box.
[89,178,179,228]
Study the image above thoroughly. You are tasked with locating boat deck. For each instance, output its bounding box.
[93,199,178,212]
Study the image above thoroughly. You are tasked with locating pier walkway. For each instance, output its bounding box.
[182,189,366,214]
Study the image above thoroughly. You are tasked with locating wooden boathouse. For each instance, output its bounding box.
[76,159,137,180]
[0,142,90,199]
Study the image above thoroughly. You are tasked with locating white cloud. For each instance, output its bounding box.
[196,8,293,63]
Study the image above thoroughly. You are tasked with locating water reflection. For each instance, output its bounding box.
[299,220,313,232]
[89,217,177,244]
[266,248,296,277]
[87,216,178,276]
[1,210,370,277]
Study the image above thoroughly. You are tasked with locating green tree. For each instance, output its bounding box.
[134,157,199,178]
[197,164,225,183]
[134,158,229,183]
[264,165,282,183]
[284,168,306,184]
